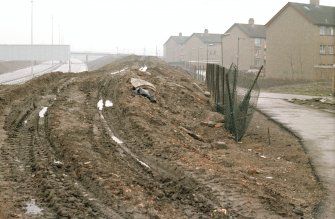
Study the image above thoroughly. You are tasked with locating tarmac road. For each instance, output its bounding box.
[0,59,87,85]
[257,92,335,218]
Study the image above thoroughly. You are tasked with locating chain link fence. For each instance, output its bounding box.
[206,63,263,141]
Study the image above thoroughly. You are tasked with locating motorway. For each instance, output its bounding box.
[0,58,87,85]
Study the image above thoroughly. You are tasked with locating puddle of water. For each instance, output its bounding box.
[105,100,113,107]
[39,107,48,118]
[97,99,104,111]
[24,199,43,215]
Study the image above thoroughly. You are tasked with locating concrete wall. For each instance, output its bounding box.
[0,45,70,62]
[266,6,334,80]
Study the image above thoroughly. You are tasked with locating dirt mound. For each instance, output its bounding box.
[0,56,322,218]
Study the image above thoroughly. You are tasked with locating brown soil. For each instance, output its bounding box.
[0,56,323,218]
[288,97,335,114]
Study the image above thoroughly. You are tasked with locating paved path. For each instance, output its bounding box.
[257,92,335,218]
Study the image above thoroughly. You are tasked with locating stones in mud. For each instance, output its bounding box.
[293,207,304,216]
[212,141,228,149]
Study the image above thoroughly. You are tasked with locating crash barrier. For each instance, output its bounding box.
[206,63,263,142]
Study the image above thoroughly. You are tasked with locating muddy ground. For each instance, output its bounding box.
[0,56,323,218]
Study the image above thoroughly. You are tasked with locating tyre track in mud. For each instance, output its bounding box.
[98,71,245,218]
[95,72,225,217]
[98,68,289,218]
[38,78,123,218]
[2,78,123,218]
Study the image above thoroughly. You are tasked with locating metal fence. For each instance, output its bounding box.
[206,63,225,113]
[206,63,263,141]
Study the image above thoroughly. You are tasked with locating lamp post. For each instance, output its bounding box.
[30,0,34,75]
[206,43,214,64]
[237,37,246,70]
[221,33,230,67]
[51,15,54,66]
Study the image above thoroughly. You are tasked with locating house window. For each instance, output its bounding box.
[320,45,327,54]
[255,49,261,57]
[328,45,334,55]
[320,26,326,35]
[255,38,261,47]
[254,58,261,66]
[320,26,334,35]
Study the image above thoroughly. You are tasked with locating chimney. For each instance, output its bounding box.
[310,0,319,5]
[204,29,209,34]
[179,32,182,37]
[249,18,255,25]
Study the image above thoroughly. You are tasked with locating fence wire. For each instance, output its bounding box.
[206,63,262,141]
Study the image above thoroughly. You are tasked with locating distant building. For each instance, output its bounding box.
[183,29,222,69]
[266,0,335,80]
[221,18,266,72]
[163,33,189,63]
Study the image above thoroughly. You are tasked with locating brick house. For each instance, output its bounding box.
[163,33,189,63]
[266,0,335,80]
[221,18,266,72]
[182,29,222,69]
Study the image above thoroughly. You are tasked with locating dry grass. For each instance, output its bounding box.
[264,81,332,96]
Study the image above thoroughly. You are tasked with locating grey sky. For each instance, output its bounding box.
[1,0,334,55]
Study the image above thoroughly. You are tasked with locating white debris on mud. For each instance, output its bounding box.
[110,67,128,75]
[39,107,48,118]
[112,136,123,144]
[97,99,104,111]
[24,199,43,215]
[139,65,148,72]
[105,100,113,107]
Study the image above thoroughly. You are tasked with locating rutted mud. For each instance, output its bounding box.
[0,56,323,218]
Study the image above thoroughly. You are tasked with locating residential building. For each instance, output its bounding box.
[183,29,222,69]
[163,33,188,63]
[221,18,266,72]
[266,0,335,80]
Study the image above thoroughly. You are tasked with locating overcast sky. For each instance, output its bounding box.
[0,0,334,55]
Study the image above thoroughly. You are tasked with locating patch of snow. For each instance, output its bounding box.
[112,136,123,144]
[139,65,148,72]
[260,155,267,159]
[137,159,150,169]
[266,176,273,179]
[39,107,48,118]
[25,199,43,215]
[97,99,104,111]
[105,100,113,107]
[24,120,27,124]
[111,67,128,75]
[53,160,63,165]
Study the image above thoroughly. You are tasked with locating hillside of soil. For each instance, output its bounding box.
[0,56,323,218]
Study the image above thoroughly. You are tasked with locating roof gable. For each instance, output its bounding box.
[183,32,222,45]
[266,2,335,27]
[164,35,189,45]
[225,23,266,38]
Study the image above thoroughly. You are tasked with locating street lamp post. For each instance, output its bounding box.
[221,33,230,67]
[237,37,246,70]
[206,43,214,64]
[31,0,34,75]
